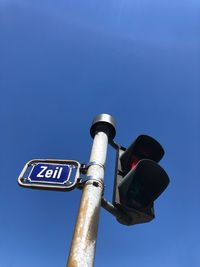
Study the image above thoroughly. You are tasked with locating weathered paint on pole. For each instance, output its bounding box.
[67,131,108,267]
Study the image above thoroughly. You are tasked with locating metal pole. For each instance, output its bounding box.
[67,114,116,267]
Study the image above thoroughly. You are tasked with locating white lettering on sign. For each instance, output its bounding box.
[37,166,63,179]
[37,166,47,177]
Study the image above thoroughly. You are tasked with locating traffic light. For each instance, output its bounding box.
[112,135,170,225]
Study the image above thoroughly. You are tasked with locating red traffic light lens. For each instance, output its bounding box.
[130,156,140,170]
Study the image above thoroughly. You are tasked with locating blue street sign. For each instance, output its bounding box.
[18,159,81,191]
[28,163,72,184]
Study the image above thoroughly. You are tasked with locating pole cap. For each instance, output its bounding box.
[90,114,116,139]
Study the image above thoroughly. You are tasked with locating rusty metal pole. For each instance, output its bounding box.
[67,114,116,267]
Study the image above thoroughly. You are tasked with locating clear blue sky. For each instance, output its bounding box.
[1,0,200,266]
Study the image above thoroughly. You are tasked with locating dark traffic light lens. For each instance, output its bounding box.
[119,159,170,209]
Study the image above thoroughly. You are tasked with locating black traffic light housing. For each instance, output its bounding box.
[112,135,170,226]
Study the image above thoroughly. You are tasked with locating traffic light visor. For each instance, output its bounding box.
[120,135,165,174]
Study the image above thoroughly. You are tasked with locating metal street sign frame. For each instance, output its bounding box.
[18,159,81,191]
